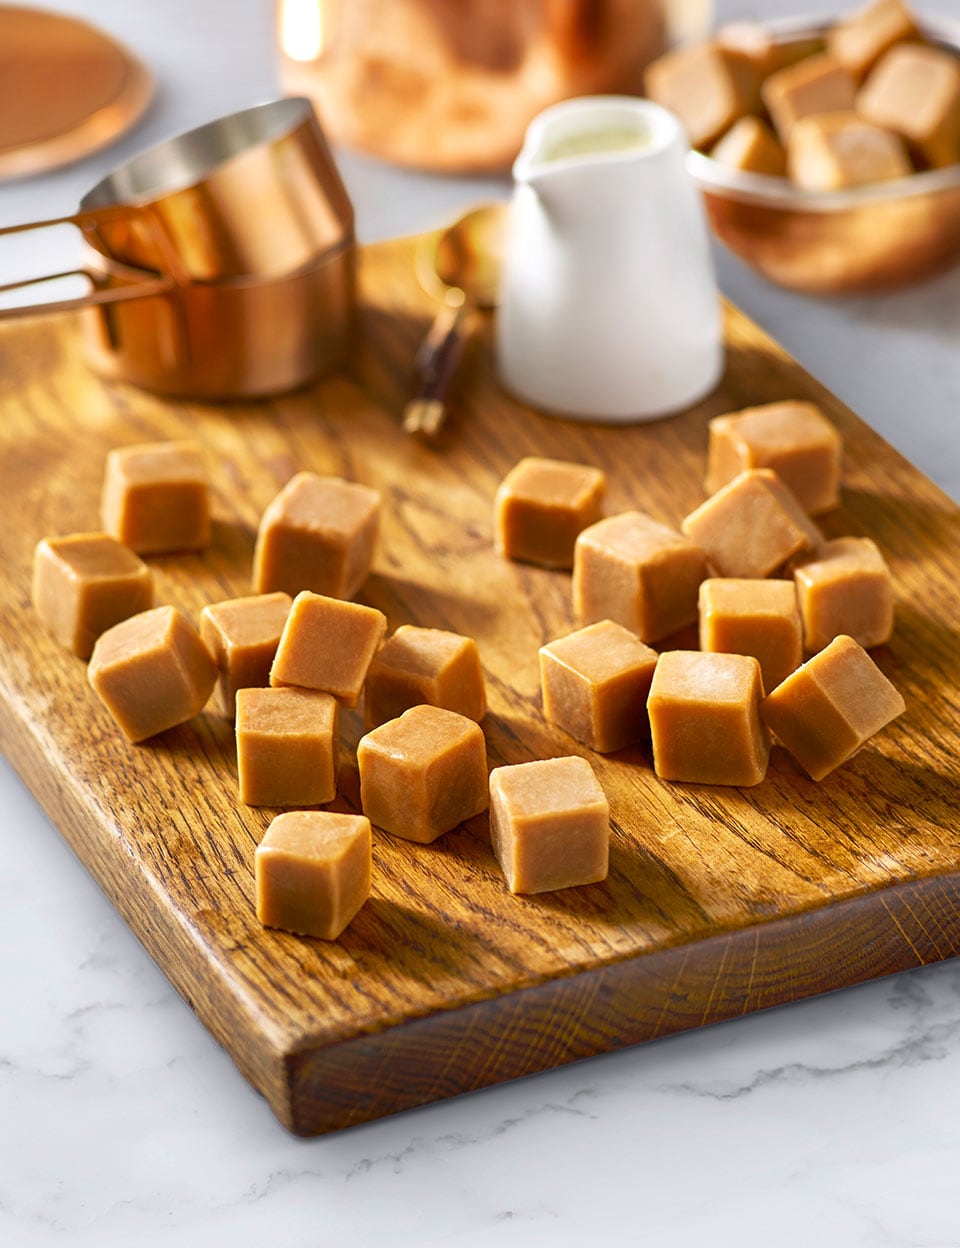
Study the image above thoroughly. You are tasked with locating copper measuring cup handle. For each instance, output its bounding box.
[0,204,187,322]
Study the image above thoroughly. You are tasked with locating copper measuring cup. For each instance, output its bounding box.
[0,98,355,399]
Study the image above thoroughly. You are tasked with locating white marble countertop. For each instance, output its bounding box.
[2,2,959,1244]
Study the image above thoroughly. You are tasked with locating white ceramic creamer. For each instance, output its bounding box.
[496,96,723,422]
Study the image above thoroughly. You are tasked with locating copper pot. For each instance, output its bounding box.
[0,98,355,399]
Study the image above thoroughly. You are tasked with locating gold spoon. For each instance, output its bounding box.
[403,202,507,436]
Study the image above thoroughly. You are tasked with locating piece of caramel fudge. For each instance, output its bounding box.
[100,440,211,554]
[255,811,371,939]
[760,634,905,779]
[495,457,605,569]
[762,54,857,142]
[791,537,894,652]
[270,591,386,708]
[698,577,803,694]
[489,756,609,895]
[648,650,770,786]
[364,625,486,728]
[645,41,760,149]
[32,532,153,659]
[827,0,919,82]
[857,43,960,168]
[236,686,339,807]
[711,116,787,176]
[788,112,911,190]
[200,592,292,717]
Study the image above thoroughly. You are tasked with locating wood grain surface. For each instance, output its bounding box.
[1,235,959,1136]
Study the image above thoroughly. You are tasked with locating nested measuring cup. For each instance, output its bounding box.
[0,97,355,399]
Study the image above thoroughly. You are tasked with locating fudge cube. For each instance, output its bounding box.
[494,457,605,569]
[792,537,894,652]
[270,591,386,708]
[645,41,759,149]
[253,471,381,598]
[539,620,658,753]
[705,401,843,515]
[716,22,824,81]
[682,469,822,578]
[357,705,488,844]
[649,650,770,786]
[827,0,919,82]
[364,625,486,729]
[100,440,210,554]
[711,117,787,176]
[573,511,707,643]
[857,43,960,168]
[489,756,609,895]
[88,605,217,743]
[32,532,153,659]
[236,686,338,807]
[788,112,911,190]
[255,811,371,940]
[699,578,803,694]
[761,54,857,142]
[199,592,292,717]
[760,634,905,780]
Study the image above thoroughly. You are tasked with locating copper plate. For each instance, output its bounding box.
[0,5,153,179]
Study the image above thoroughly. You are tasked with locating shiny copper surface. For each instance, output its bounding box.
[688,15,960,294]
[0,99,355,398]
[0,5,152,179]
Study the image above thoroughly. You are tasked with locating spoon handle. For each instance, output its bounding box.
[403,300,469,436]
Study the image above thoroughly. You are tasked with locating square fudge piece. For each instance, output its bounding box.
[495,457,605,569]
[858,43,960,167]
[364,625,486,729]
[573,511,707,643]
[762,54,857,142]
[200,591,292,717]
[539,620,658,753]
[648,650,770,786]
[88,605,217,743]
[706,401,842,515]
[270,591,387,708]
[253,471,381,599]
[792,537,893,653]
[255,811,371,940]
[645,41,759,150]
[827,0,918,81]
[357,705,488,844]
[100,440,210,554]
[717,21,822,81]
[489,756,609,895]
[699,578,802,694]
[760,634,905,780]
[682,469,822,579]
[236,686,339,807]
[711,117,786,176]
[32,532,153,659]
[788,112,910,191]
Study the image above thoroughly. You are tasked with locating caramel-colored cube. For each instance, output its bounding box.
[648,650,770,786]
[236,686,338,807]
[253,471,381,598]
[539,620,658,753]
[489,756,609,895]
[32,532,153,659]
[88,606,216,743]
[645,41,759,149]
[364,625,486,729]
[682,470,822,579]
[788,112,911,190]
[357,705,488,844]
[698,578,802,694]
[792,537,893,653]
[270,591,386,708]
[716,23,824,81]
[573,511,707,643]
[711,117,786,176]
[494,457,605,569]
[100,440,210,554]
[705,401,843,515]
[760,634,905,780]
[762,54,857,142]
[858,43,960,168]
[199,592,292,717]
[827,0,918,81]
[255,811,370,940]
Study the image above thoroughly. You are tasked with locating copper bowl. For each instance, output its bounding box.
[686,13,960,294]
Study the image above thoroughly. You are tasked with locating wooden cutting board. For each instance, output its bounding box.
[2,235,959,1136]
